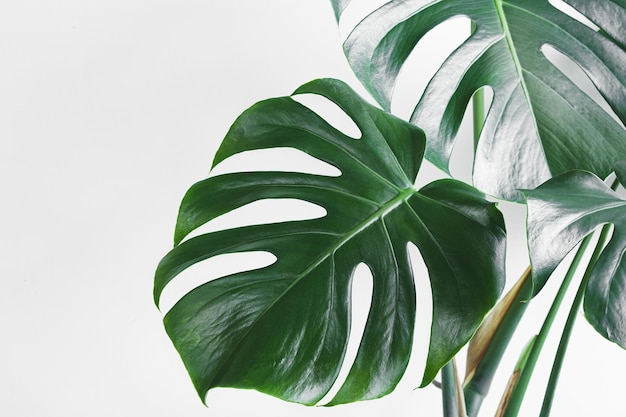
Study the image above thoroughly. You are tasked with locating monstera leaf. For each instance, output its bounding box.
[154,79,506,405]
[616,160,626,186]
[524,170,626,347]
[332,0,626,201]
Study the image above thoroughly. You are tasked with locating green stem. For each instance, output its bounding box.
[463,268,533,416]
[538,180,618,416]
[501,234,595,417]
[453,359,468,417]
[473,88,484,151]
[442,361,459,417]
[494,337,536,416]
[471,21,484,151]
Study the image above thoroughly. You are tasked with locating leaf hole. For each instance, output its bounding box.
[616,182,626,199]
[446,86,494,185]
[292,93,362,140]
[391,16,472,120]
[158,251,277,314]
[413,159,448,190]
[547,0,600,32]
[402,242,432,389]
[181,198,328,241]
[318,262,373,405]
[210,147,341,177]
[541,44,625,129]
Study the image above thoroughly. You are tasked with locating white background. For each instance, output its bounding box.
[2,1,625,416]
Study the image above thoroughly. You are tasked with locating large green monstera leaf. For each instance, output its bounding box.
[155,79,506,405]
[524,170,626,347]
[332,0,626,201]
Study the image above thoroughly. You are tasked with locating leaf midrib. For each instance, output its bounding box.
[206,186,417,393]
[496,0,542,146]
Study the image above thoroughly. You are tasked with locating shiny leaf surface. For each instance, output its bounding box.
[155,79,506,405]
[524,170,626,347]
[332,0,626,200]
[616,160,626,186]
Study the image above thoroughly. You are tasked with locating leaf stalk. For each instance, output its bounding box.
[471,21,485,152]
[442,359,467,417]
[442,361,459,417]
[501,233,595,417]
[538,180,618,416]
[463,267,532,416]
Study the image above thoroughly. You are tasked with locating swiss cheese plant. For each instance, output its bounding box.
[332,0,626,201]
[155,79,506,405]
[157,2,626,416]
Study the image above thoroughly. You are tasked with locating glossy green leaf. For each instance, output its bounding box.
[155,79,506,405]
[523,170,626,347]
[332,0,626,201]
[616,160,626,187]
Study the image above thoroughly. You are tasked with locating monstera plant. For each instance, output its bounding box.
[156,1,626,416]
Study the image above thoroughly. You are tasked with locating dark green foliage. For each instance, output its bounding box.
[155,79,506,405]
[332,0,626,201]
[524,170,626,347]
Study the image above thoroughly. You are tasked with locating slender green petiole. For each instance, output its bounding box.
[494,336,536,417]
[538,224,612,416]
[471,21,485,152]
[472,88,484,151]
[442,359,467,417]
[442,361,459,417]
[453,359,468,417]
[501,233,595,417]
[538,178,619,416]
[463,267,533,416]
